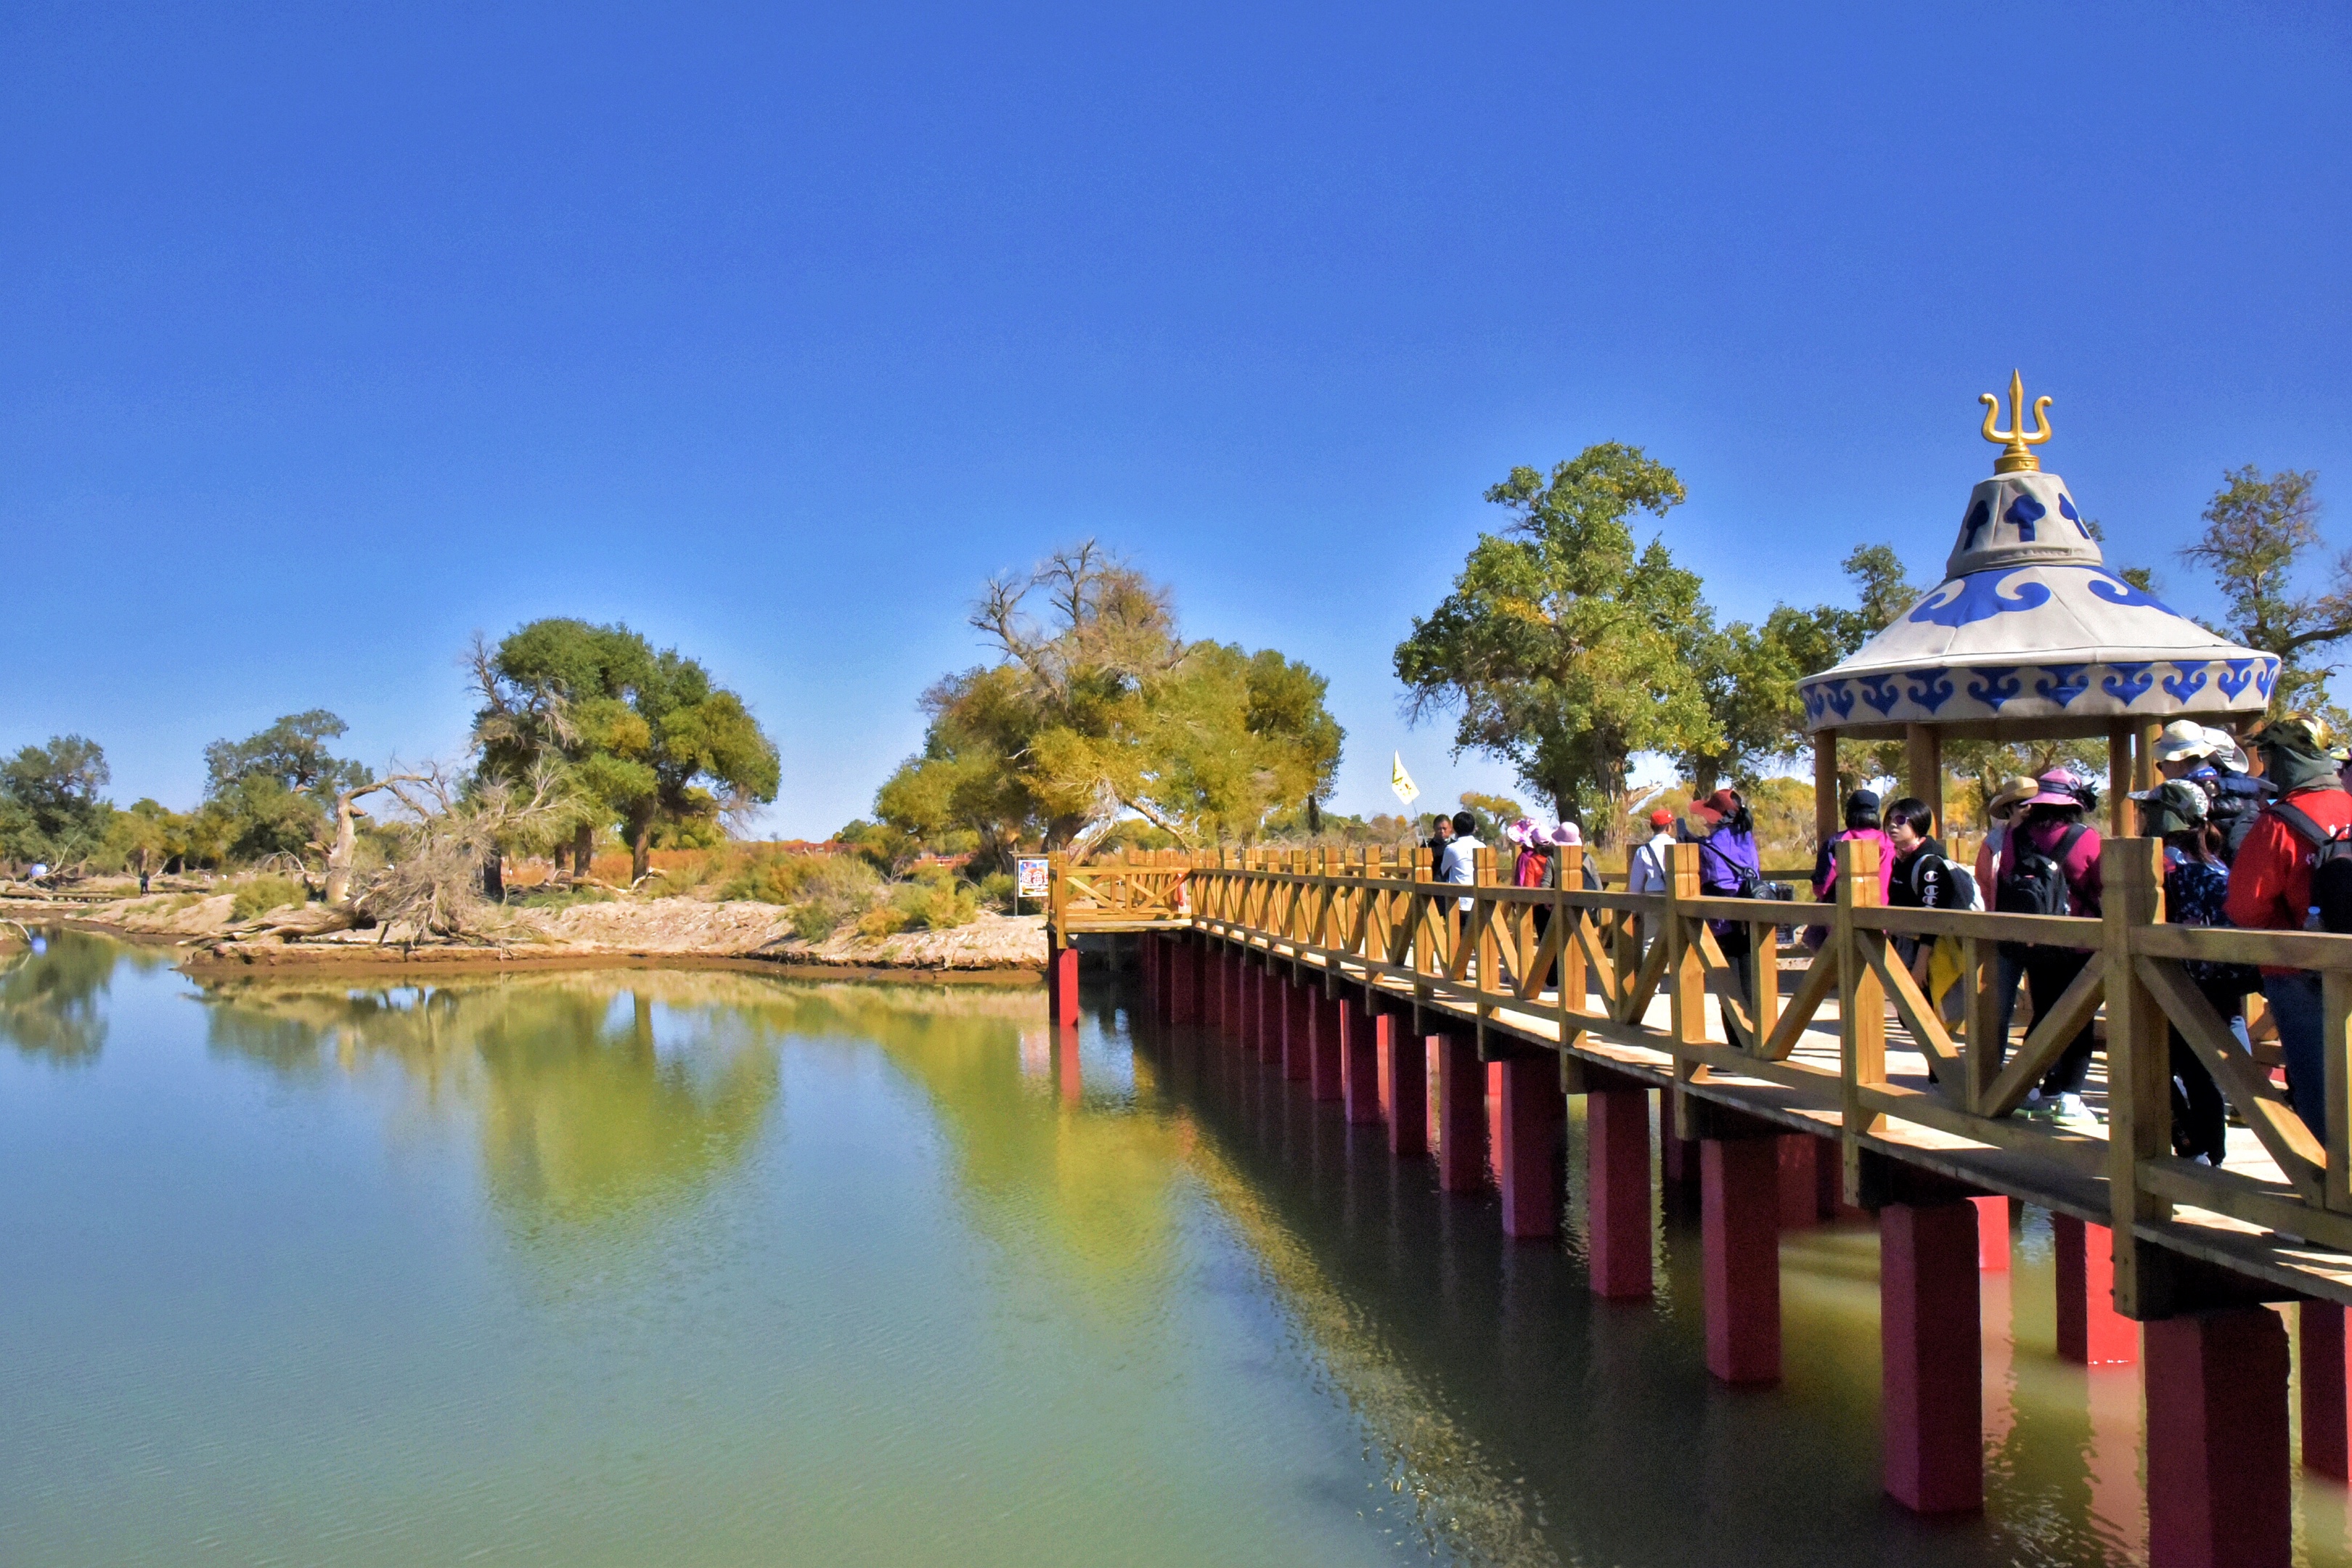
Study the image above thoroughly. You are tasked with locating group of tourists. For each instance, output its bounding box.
[1413,709,2352,1161]
[1814,714,2350,1155]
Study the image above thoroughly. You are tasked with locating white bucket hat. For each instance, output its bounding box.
[2200,724,2251,774]
[2152,719,2218,764]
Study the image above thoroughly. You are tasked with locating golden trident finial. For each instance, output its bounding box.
[1979,369,2053,473]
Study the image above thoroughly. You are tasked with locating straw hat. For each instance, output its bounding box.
[1985,775,2040,818]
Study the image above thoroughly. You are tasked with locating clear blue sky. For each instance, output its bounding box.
[5,2,2348,836]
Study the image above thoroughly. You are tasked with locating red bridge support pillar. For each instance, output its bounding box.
[1168,938,1195,1026]
[1880,1201,1983,1513]
[1778,1134,1820,1230]
[1436,1033,1486,1192]
[1341,1004,1383,1124]
[1586,1085,1653,1299]
[1310,988,1344,1102]
[1252,963,1278,1061]
[2301,1303,2352,1479]
[1496,1058,1563,1238]
[2054,1214,2139,1365]
[1972,1195,2010,1271]
[1283,973,1312,1083]
[2146,1307,2290,1568]
[1386,1026,1428,1156]
[1701,1135,1780,1384]
[1049,946,1079,1027]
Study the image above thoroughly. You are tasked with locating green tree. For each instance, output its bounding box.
[2179,465,2349,721]
[0,735,113,870]
[877,543,1343,862]
[473,619,780,882]
[201,711,371,862]
[105,799,201,878]
[1392,444,1714,844]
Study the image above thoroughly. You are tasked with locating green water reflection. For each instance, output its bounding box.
[3,939,2349,1567]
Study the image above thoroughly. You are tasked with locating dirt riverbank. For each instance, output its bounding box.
[21,889,1049,979]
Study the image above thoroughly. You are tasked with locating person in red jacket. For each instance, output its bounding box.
[2223,714,2352,1140]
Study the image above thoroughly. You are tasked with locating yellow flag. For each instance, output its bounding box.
[1390,753,1421,808]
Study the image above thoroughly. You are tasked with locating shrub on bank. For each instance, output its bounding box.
[229,874,310,922]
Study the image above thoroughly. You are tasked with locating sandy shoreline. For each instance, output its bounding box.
[7,889,1050,982]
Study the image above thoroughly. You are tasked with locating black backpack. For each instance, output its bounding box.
[1996,823,2087,916]
[2267,799,2352,934]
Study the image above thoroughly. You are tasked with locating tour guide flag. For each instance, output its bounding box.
[1391,754,1420,809]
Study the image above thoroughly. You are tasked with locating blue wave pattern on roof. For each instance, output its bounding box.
[1906,570,2051,628]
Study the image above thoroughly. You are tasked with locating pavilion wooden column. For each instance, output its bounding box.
[1905,724,1942,835]
[2107,720,2133,838]
[1814,727,1839,843]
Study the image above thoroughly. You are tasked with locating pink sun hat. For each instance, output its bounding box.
[2022,769,2085,808]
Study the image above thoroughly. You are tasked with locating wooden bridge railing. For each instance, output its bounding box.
[1050,837,2352,1309]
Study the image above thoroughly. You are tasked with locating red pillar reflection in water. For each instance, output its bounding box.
[1055,1023,1081,1106]
[1879,1201,1983,1513]
[1495,1058,1564,1238]
[1701,1135,1781,1384]
[1436,1034,1487,1193]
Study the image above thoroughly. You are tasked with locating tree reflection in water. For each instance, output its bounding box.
[0,929,171,1065]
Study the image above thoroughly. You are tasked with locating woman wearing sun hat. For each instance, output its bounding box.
[2128,778,2255,1164]
[1686,788,1763,1007]
[1998,770,2104,1129]
[1973,775,2041,1061]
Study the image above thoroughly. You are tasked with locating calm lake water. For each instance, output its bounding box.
[4,931,2350,1567]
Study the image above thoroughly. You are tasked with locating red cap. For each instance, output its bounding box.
[1688,788,1740,826]
[1648,808,1674,829]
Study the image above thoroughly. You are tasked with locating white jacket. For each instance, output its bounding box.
[1626,830,1674,896]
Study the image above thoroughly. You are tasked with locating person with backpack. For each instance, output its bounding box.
[2198,724,2274,863]
[2000,770,2104,1130]
[1811,788,1895,904]
[1887,796,1985,1032]
[1626,807,1675,897]
[1803,788,1895,953]
[1972,777,2038,1051]
[2129,779,2255,1165]
[1884,792,1977,957]
[1686,788,1763,1007]
[2224,714,2352,1140]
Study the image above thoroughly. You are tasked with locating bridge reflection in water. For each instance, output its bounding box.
[1086,968,2341,1567]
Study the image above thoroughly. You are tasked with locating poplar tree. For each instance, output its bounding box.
[1392,444,1715,844]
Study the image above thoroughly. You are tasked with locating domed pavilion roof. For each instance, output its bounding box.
[1797,373,2277,739]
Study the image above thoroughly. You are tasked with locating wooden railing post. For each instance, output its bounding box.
[2106,837,2172,1318]
[1474,845,1499,1022]
[1962,934,1999,1115]
[1839,836,1885,1204]
[1667,841,1709,1136]
[1560,843,1588,1041]
[1412,854,1435,1004]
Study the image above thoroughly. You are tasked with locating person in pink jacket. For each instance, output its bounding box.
[1804,790,1893,950]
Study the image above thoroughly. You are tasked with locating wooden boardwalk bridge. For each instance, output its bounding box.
[1045,838,2352,1566]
